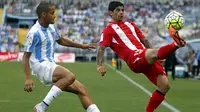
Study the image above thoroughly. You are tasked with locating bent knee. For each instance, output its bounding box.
[159,84,170,93]
[149,50,158,60]
[53,66,76,80]
[64,74,76,83]
[59,66,76,82]
[163,84,170,90]
[146,49,158,64]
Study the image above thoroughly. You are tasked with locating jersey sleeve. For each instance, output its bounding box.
[24,32,38,52]
[99,28,113,47]
[130,22,145,39]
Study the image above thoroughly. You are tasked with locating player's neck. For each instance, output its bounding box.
[110,20,123,24]
[38,19,49,28]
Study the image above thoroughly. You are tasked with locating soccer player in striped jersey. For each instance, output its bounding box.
[22,1,100,112]
[96,1,186,112]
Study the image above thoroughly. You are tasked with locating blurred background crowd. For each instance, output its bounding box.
[0,0,200,79]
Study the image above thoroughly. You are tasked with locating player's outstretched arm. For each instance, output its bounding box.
[56,38,96,49]
[140,38,154,49]
[22,52,34,92]
[96,46,106,76]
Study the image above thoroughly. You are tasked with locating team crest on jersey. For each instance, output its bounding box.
[28,36,33,45]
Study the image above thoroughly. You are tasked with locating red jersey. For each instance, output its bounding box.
[99,21,146,62]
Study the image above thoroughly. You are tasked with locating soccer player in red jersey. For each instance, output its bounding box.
[96,1,186,112]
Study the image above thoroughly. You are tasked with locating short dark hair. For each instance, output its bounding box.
[36,1,54,18]
[108,1,124,11]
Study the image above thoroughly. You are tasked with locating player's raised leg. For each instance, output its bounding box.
[156,26,186,59]
[65,80,100,112]
[145,26,186,64]
[34,66,76,112]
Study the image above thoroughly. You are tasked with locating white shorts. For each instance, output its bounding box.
[32,61,59,86]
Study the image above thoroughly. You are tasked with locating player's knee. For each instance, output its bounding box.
[160,84,170,92]
[164,84,170,90]
[65,74,76,84]
[53,66,76,82]
[61,72,75,86]
[150,50,158,60]
[146,49,158,63]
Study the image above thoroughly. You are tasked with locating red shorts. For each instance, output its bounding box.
[127,49,167,85]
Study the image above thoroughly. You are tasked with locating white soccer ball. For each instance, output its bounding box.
[164,11,185,30]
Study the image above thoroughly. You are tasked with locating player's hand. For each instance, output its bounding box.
[82,43,97,49]
[97,65,106,76]
[24,78,34,92]
[158,59,166,66]
[158,59,166,63]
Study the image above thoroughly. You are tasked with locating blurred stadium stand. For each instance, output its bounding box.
[0,8,2,24]
[0,0,200,62]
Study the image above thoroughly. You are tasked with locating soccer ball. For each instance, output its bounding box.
[164,11,185,30]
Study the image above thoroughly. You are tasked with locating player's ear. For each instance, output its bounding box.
[41,12,47,17]
[109,11,113,17]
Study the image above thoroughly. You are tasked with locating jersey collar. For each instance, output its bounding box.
[36,20,48,31]
[109,21,124,25]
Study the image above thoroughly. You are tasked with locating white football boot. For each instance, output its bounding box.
[34,102,47,112]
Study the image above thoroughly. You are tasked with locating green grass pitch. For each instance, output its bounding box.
[0,62,200,112]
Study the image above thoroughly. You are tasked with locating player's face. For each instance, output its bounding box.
[45,6,56,24]
[110,6,124,22]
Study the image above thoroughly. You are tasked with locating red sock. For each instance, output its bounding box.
[157,42,178,59]
[146,90,165,112]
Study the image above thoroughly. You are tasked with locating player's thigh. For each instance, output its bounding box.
[145,49,158,64]
[143,62,167,86]
[52,65,76,83]
[65,80,88,95]
[157,75,169,87]
[128,49,148,73]
[32,61,58,86]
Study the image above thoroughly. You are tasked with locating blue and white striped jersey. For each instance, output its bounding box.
[24,21,61,68]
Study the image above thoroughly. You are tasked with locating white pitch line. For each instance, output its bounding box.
[0,100,32,103]
[106,63,180,112]
[0,100,12,103]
